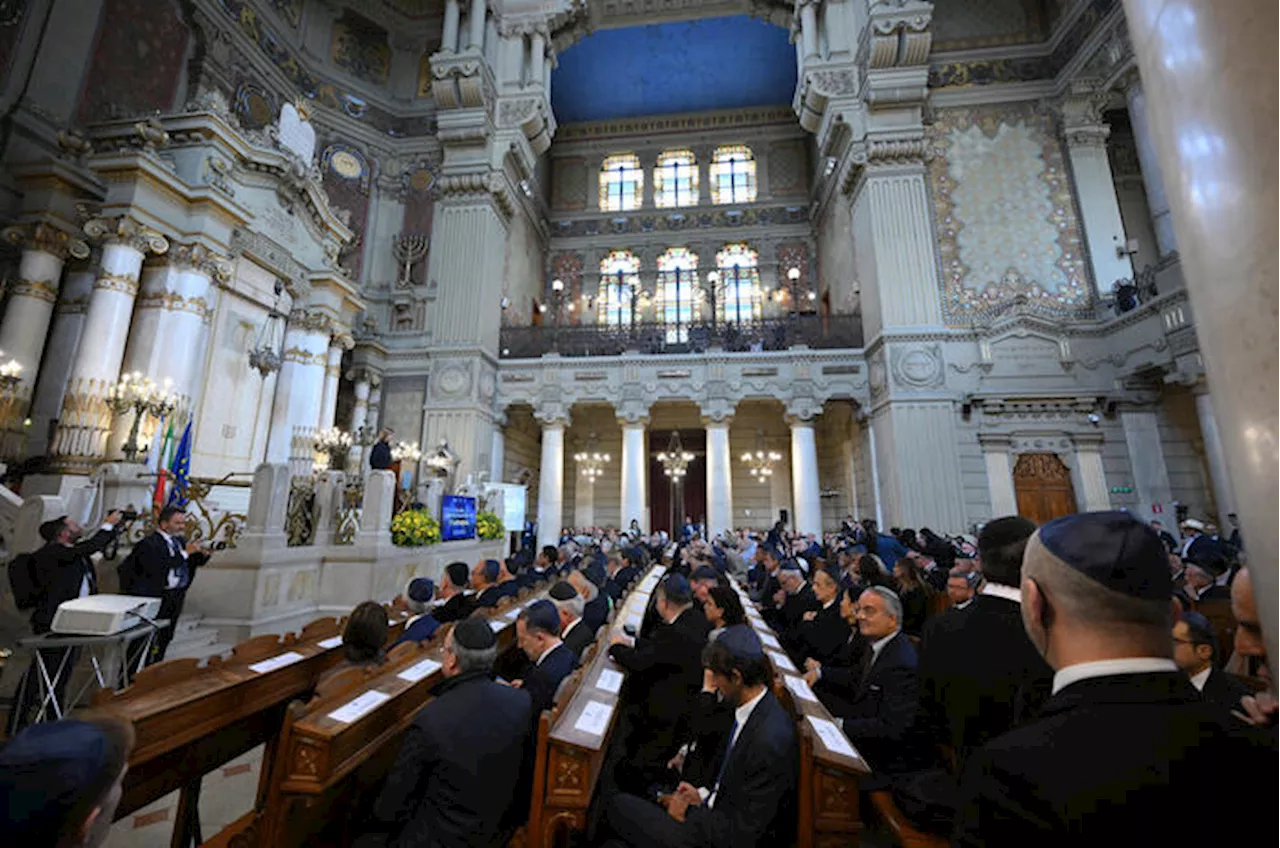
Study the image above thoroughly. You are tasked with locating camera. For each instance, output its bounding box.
[209,540,228,551]
[119,509,139,522]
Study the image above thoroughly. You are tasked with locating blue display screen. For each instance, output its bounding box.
[441,495,477,541]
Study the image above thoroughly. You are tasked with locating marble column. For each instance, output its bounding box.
[489,420,505,484]
[536,416,566,549]
[704,416,734,538]
[51,217,168,470]
[1061,97,1135,290]
[467,0,485,49]
[789,415,822,536]
[979,434,1018,518]
[318,342,345,431]
[361,380,384,471]
[0,222,87,394]
[346,372,371,474]
[573,463,595,528]
[1193,387,1236,522]
[1121,408,1172,524]
[1073,433,1110,512]
[27,257,95,456]
[1123,77,1178,258]
[800,1,819,62]
[265,310,331,465]
[620,417,648,533]
[530,30,546,89]
[442,0,459,52]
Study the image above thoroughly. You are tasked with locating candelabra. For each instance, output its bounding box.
[0,352,22,396]
[657,430,694,480]
[248,280,286,377]
[574,433,611,484]
[314,427,353,471]
[106,372,178,463]
[392,440,422,464]
[393,233,428,289]
[740,431,782,482]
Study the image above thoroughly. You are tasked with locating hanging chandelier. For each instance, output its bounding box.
[574,432,611,484]
[657,430,694,480]
[741,431,782,481]
[248,280,285,377]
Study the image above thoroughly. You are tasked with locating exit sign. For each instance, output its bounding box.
[1110,486,1134,494]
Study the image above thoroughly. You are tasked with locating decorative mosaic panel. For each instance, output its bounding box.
[76,0,190,124]
[331,12,392,86]
[320,143,373,280]
[402,164,436,285]
[928,104,1092,323]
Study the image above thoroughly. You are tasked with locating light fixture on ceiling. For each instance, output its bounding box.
[740,430,782,481]
[657,430,694,480]
[574,432,611,484]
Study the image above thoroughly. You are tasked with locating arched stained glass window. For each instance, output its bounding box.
[657,247,698,343]
[598,250,639,326]
[600,154,643,211]
[654,150,698,208]
[714,243,762,323]
[709,145,756,205]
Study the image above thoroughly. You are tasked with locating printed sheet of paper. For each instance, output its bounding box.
[327,690,391,724]
[807,716,858,759]
[489,619,506,632]
[768,650,797,673]
[317,636,343,650]
[757,631,781,649]
[596,668,624,694]
[397,658,442,683]
[784,674,818,703]
[248,651,306,674]
[574,699,614,737]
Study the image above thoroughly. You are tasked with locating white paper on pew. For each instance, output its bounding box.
[317,636,343,650]
[784,674,818,703]
[574,699,614,736]
[757,631,781,649]
[768,650,797,672]
[596,668,624,694]
[488,620,506,632]
[808,715,858,759]
[397,657,442,683]
[624,614,642,632]
[248,651,306,674]
[327,690,392,724]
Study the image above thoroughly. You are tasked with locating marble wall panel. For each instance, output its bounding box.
[76,0,190,124]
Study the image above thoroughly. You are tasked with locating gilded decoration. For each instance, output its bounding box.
[928,104,1092,324]
[93,273,141,295]
[136,292,213,322]
[331,13,392,86]
[10,279,59,305]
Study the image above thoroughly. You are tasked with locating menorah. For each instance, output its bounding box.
[392,233,428,289]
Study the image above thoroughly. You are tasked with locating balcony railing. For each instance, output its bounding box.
[499,313,864,358]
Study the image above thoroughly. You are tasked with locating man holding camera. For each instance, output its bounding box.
[120,506,212,662]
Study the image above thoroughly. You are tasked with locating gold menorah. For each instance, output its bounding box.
[392,233,428,288]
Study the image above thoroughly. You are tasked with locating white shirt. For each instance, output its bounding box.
[158,530,187,590]
[870,630,899,663]
[955,597,975,611]
[1051,657,1179,695]
[704,686,768,806]
[535,639,563,666]
[1189,666,1213,692]
[822,598,837,611]
[980,583,1022,603]
[561,618,582,642]
[77,522,115,597]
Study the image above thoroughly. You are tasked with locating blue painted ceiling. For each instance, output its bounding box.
[551,16,797,124]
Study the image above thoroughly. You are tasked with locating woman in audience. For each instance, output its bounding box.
[318,601,389,688]
[701,584,746,642]
[893,557,933,636]
[855,553,894,591]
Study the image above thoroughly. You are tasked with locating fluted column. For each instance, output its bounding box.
[265,310,332,465]
[27,255,95,456]
[347,371,371,473]
[620,416,648,533]
[536,415,566,548]
[799,1,819,62]
[51,217,168,471]
[530,30,546,88]
[467,0,485,49]
[442,0,460,52]
[361,378,384,472]
[0,223,88,394]
[1123,77,1178,258]
[318,340,347,431]
[704,415,734,538]
[789,415,822,536]
[1194,386,1236,522]
[1121,408,1172,525]
[979,434,1018,518]
[489,419,505,483]
[1073,433,1111,512]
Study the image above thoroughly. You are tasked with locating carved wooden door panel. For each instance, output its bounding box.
[1013,453,1077,525]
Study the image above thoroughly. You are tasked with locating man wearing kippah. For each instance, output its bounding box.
[432,562,478,624]
[392,578,440,647]
[512,599,577,717]
[471,558,504,607]
[365,619,532,847]
[954,512,1274,845]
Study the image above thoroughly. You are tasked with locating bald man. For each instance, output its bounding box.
[1230,568,1276,730]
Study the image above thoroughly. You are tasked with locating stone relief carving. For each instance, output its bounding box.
[890,343,944,389]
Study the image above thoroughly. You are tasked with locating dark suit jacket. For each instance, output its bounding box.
[369,440,393,470]
[839,632,926,776]
[494,579,521,601]
[393,614,441,647]
[609,606,707,729]
[898,586,929,636]
[1184,534,1226,569]
[371,671,532,847]
[582,590,609,633]
[1199,667,1251,718]
[813,631,869,717]
[916,592,1053,768]
[433,592,478,623]
[521,643,577,717]
[777,584,821,655]
[954,673,1277,845]
[682,689,798,848]
[561,618,594,661]
[475,585,503,608]
[30,528,118,633]
[120,532,209,598]
[796,602,852,667]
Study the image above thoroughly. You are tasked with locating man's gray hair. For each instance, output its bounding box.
[449,628,497,674]
[553,593,585,620]
[862,585,904,627]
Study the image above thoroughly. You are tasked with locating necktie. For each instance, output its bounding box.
[712,717,739,798]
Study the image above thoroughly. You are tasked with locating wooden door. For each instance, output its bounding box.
[1013,453,1077,525]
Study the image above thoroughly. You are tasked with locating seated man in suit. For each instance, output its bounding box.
[120,505,212,662]
[796,567,851,667]
[512,600,577,717]
[431,562,478,623]
[954,512,1275,845]
[494,558,522,601]
[549,580,593,660]
[689,566,720,606]
[363,619,532,847]
[1173,611,1251,720]
[602,625,798,848]
[569,568,609,633]
[471,559,504,608]
[773,562,821,656]
[393,578,440,646]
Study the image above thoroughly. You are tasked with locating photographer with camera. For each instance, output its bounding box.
[7,510,125,732]
[118,506,212,663]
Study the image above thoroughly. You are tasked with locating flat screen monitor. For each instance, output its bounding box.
[441,495,477,542]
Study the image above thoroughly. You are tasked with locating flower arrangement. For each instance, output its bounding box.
[390,508,441,547]
[476,510,505,541]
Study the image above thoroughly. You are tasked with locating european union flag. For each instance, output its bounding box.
[167,422,194,508]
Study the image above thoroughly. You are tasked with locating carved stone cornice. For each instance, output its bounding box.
[2,222,90,261]
[865,0,933,69]
[429,53,495,112]
[288,308,335,336]
[83,216,169,256]
[435,171,515,220]
[168,243,233,282]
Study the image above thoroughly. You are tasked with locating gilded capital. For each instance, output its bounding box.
[288,307,334,335]
[2,221,90,262]
[169,243,233,282]
[83,215,169,256]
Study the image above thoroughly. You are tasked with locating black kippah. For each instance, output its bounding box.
[38,516,67,542]
[548,581,578,601]
[1034,511,1171,601]
[453,618,496,650]
[445,562,469,588]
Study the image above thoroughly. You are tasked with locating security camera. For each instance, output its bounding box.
[1087,413,1101,425]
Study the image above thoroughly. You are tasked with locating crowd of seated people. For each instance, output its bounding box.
[3,512,1273,848]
